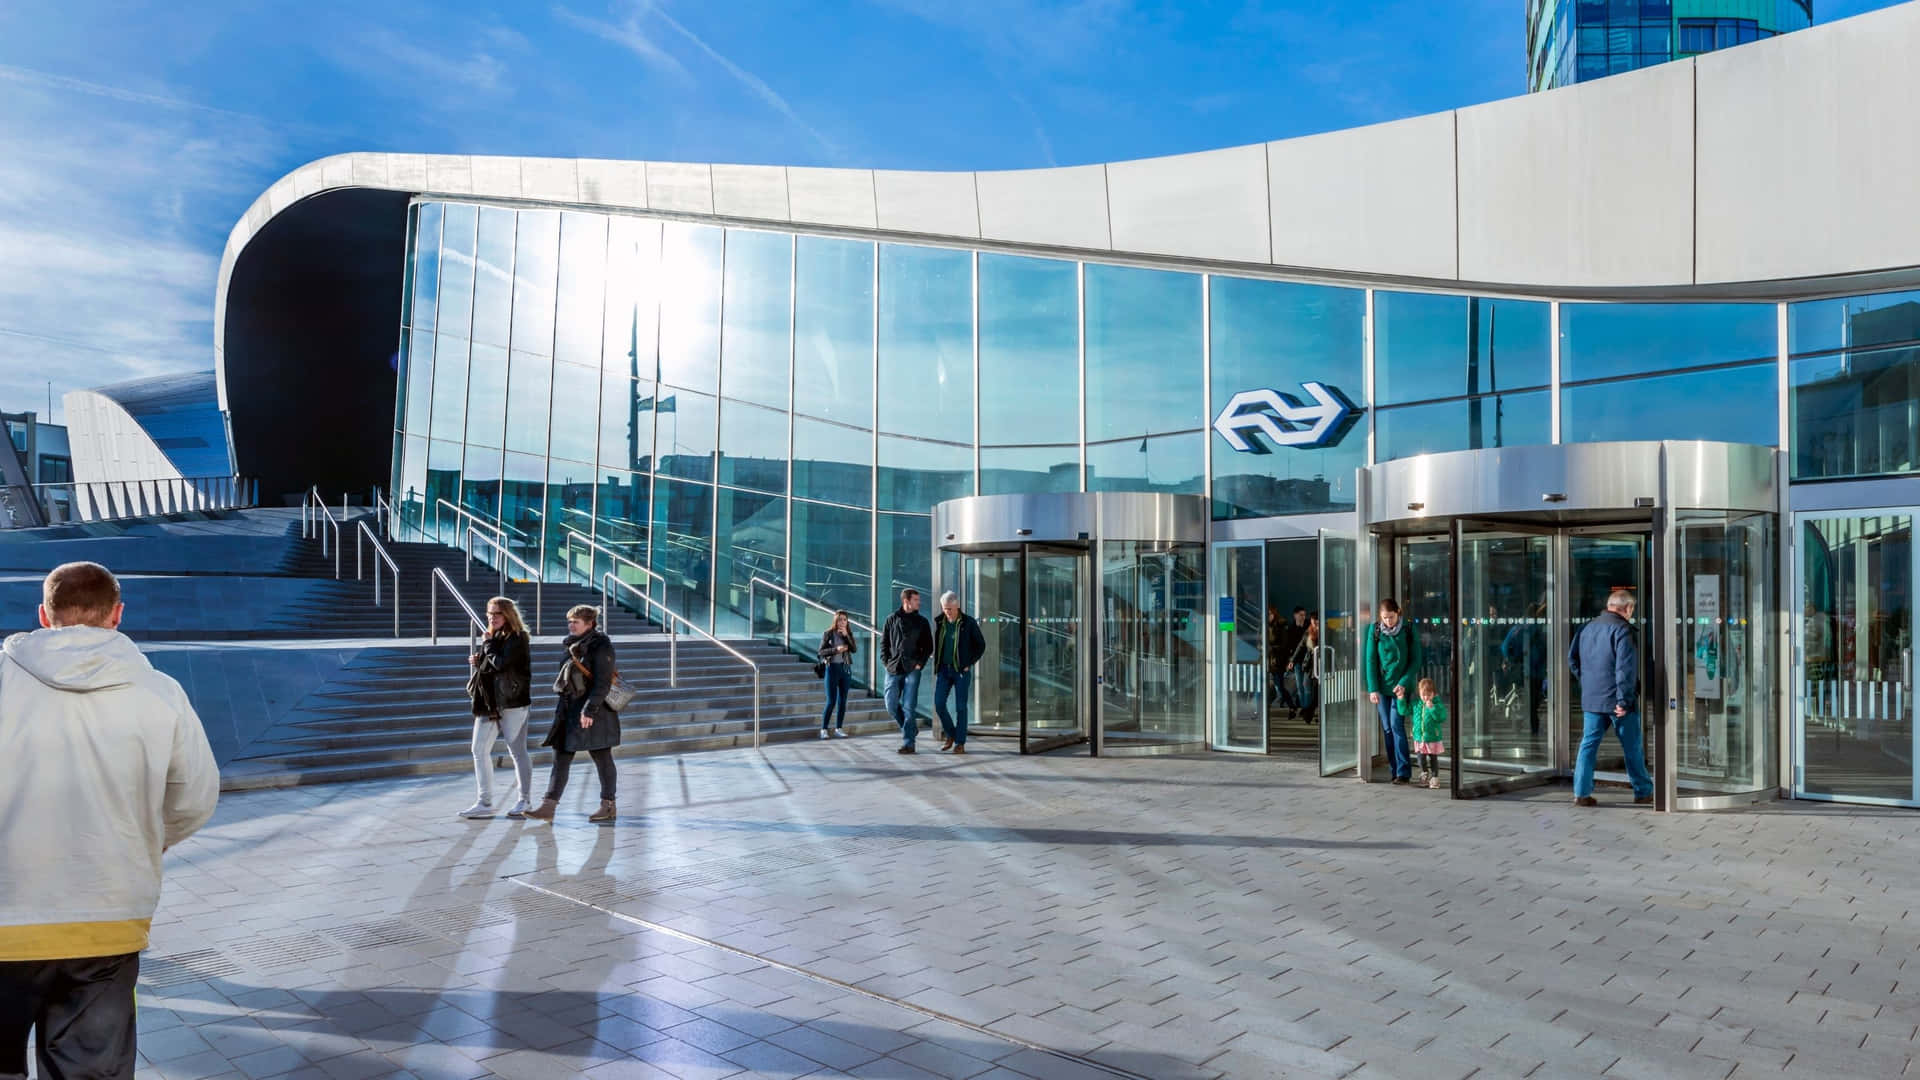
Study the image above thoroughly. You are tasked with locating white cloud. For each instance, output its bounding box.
[552,5,691,82]
[322,27,515,108]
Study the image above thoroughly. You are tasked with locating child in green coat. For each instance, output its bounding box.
[1408,677,1448,789]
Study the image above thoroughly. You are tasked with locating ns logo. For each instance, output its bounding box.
[1211,382,1363,454]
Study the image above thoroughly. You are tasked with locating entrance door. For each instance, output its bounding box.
[1450,522,1557,794]
[1565,532,1652,787]
[963,546,1089,754]
[971,553,1023,740]
[1318,530,1359,775]
[1210,542,1268,751]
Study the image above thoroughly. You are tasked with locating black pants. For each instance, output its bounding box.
[0,952,139,1080]
[546,748,616,802]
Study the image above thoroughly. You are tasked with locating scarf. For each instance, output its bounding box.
[1377,618,1404,638]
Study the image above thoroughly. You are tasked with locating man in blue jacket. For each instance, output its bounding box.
[1567,589,1653,807]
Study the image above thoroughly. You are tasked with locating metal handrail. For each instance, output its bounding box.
[355,520,402,637]
[372,490,395,535]
[749,576,884,694]
[433,497,506,549]
[303,487,341,578]
[558,524,665,590]
[603,572,763,746]
[466,526,543,634]
[430,566,487,648]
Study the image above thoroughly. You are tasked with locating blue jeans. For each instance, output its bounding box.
[821,664,852,729]
[1574,710,1653,799]
[934,668,972,745]
[884,669,923,747]
[1376,696,1412,780]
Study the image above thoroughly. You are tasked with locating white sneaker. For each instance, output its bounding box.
[833,728,849,738]
[504,798,531,818]
[458,801,495,819]
[820,729,830,740]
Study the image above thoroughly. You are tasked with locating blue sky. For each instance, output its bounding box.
[0,0,1907,420]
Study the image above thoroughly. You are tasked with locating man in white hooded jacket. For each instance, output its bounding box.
[0,561,218,1080]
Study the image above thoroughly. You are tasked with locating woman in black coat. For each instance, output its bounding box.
[525,604,622,824]
[461,596,534,819]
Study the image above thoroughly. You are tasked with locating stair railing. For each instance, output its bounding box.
[466,526,542,635]
[355,520,402,637]
[603,572,762,747]
[302,486,341,578]
[558,525,664,593]
[430,566,487,648]
[432,497,507,551]
[749,576,884,696]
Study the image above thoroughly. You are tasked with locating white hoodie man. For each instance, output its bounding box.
[0,561,218,1080]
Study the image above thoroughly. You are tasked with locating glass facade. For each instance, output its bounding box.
[1527,0,1812,93]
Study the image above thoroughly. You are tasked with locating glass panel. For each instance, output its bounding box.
[409,202,441,332]
[1086,433,1203,494]
[1799,514,1914,803]
[541,458,595,580]
[1559,302,1776,382]
[979,254,1078,446]
[463,342,507,449]
[793,236,874,423]
[1209,275,1366,519]
[793,416,872,507]
[713,487,787,638]
[980,446,1078,496]
[1789,288,1920,355]
[650,478,713,632]
[438,204,476,336]
[600,373,655,474]
[510,211,559,355]
[425,439,463,545]
[1213,544,1265,750]
[1791,344,1919,481]
[1400,537,1453,698]
[875,513,932,613]
[792,500,872,621]
[404,329,435,435]
[429,333,470,445]
[500,452,545,571]
[397,434,428,539]
[1675,512,1774,797]
[548,361,600,465]
[1374,391,1552,462]
[604,216,662,380]
[1085,265,1202,443]
[653,388,716,484]
[554,212,607,367]
[1374,293,1550,405]
[504,350,552,456]
[461,443,501,527]
[970,554,1023,737]
[1566,535,1650,778]
[1455,534,1553,785]
[718,399,788,495]
[1026,552,1084,749]
[658,224,723,393]
[721,229,793,410]
[1319,532,1360,775]
[1562,363,1776,445]
[472,207,516,348]
[877,436,970,514]
[879,245,973,440]
[592,468,650,586]
[1101,542,1205,749]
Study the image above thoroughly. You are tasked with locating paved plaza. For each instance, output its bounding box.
[110,737,1920,1080]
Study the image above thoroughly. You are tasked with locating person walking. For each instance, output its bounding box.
[525,605,622,823]
[818,611,856,739]
[1407,676,1448,789]
[1568,589,1654,807]
[1287,613,1321,724]
[0,561,219,1080]
[932,591,987,754]
[879,587,933,755]
[1364,597,1421,784]
[462,596,534,819]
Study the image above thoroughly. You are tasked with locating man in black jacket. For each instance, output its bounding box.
[879,588,934,754]
[932,590,988,754]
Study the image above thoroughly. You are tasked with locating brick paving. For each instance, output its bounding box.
[91,738,1920,1079]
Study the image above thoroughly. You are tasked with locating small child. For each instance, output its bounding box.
[1408,677,1448,789]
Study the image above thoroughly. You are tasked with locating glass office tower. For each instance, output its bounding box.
[1528,1,1813,92]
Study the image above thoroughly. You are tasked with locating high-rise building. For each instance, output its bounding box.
[1528,1,1812,92]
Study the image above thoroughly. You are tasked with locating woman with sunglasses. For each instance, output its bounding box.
[461,597,533,818]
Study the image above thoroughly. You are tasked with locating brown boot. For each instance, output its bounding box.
[588,799,616,824]
[523,798,558,821]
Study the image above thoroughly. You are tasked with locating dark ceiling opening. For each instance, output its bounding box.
[222,187,411,505]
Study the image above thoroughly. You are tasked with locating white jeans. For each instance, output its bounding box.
[471,706,532,805]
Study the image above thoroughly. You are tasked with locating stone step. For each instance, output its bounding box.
[280,701,894,751]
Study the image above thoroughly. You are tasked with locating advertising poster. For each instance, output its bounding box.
[1693,574,1722,701]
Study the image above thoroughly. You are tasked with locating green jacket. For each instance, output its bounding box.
[1407,697,1448,744]
[1363,621,1422,697]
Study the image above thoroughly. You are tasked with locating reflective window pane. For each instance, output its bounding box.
[593,468,651,577]
[659,224,722,392]
[396,434,428,536]
[876,513,931,611]
[1791,345,1919,480]
[979,254,1078,445]
[878,435,971,513]
[793,416,872,507]
[1086,433,1203,494]
[980,445,1078,496]
[1561,363,1777,445]
[554,212,607,367]
[713,487,787,637]
[604,216,662,380]
[879,245,972,441]
[719,399,789,495]
[793,499,872,621]
[1374,390,1552,462]
[650,478,713,632]
[462,442,501,524]
[425,438,463,544]
[599,373,655,474]
[794,237,874,423]
[1085,264,1202,442]
[1559,302,1776,382]
[548,360,600,464]
[1375,292,1550,405]
[437,203,476,336]
[1209,275,1365,518]
[409,202,441,332]
[542,457,596,579]
[504,350,552,456]
[500,451,545,569]
[652,388,716,484]
[463,342,506,449]
[1790,288,1920,355]
[721,229,793,410]
[1798,514,1914,803]
[429,333,469,445]
[510,211,559,355]
[472,207,515,348]
[403,329,434,435]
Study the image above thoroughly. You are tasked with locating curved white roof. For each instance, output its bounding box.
[215,0,1920,410]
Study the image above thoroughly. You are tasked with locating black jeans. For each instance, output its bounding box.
[0,952,139,1080]
[546,748,616,802]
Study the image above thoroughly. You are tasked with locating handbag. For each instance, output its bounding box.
[812,661,827,679]
[603,667,636,712]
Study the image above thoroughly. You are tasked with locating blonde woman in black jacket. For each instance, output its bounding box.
[461,597,533,819]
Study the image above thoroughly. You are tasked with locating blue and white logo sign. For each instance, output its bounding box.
[1212,382,1362,453]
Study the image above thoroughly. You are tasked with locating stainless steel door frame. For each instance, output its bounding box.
[1020,543,1092,755]
[1448,517,1562,799]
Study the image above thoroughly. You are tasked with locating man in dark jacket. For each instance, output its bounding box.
[879,588,934,754]
[932,591,988,754]
[1568,589,1652,807]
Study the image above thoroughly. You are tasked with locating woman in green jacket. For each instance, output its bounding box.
[1363,597,1421,783]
